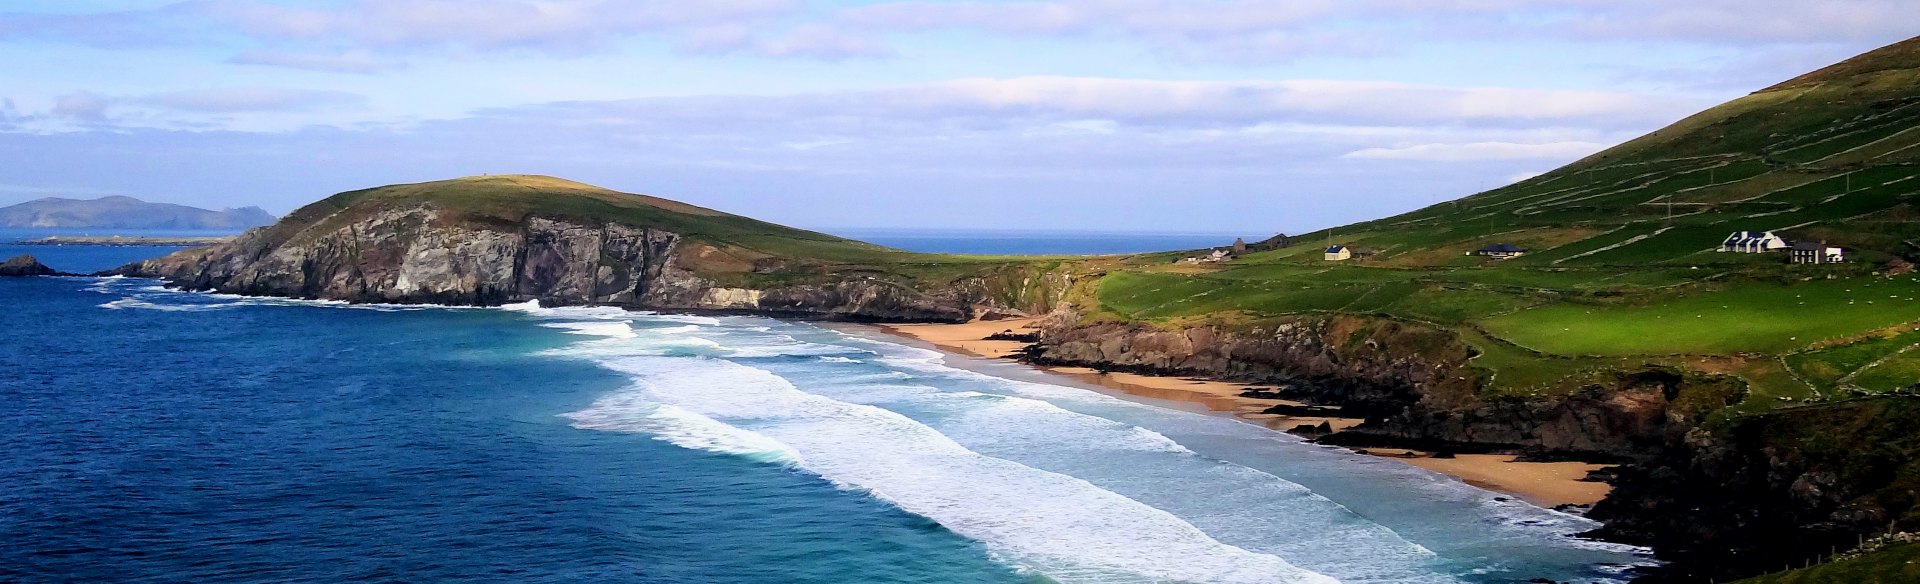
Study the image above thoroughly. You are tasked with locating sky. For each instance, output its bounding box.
[0,1,1913,235]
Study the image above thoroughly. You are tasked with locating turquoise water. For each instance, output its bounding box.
[1,245,1650,583]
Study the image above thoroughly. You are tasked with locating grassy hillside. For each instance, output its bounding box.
[259,174,1084,306]
[1069,35,1920,410]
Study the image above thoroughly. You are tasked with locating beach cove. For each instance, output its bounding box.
[870,317,1614,509]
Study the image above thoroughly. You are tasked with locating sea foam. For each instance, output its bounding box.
[570,354,1338,584]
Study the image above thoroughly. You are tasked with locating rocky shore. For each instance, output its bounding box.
[1016,311,1920,582]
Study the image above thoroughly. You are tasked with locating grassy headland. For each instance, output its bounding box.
[1054,36,1920,416]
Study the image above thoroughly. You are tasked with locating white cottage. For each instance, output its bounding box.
[1324,245,1351,261]
[1722,231,1789,253]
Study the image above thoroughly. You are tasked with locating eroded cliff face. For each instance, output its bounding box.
[1026,313,1734,460]
[117,206,979,321]
[1588,397,1920,583]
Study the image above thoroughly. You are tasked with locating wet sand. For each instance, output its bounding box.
[868,319,1612,508]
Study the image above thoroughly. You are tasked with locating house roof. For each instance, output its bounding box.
[1479,243,1525,253]
[1350,246,1377,254]
[1326,245,1347,253]
[1791,241,1824,251]
[1725,231,1783,243]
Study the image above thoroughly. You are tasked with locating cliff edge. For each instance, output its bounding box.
[112,175,1064,321]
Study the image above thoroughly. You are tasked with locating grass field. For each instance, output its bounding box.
[1483,277,1920,356]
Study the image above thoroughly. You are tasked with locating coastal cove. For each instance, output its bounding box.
[2,243,1649,583]
[861,319,1614,509]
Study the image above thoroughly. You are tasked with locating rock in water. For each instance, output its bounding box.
[0,254,58,276]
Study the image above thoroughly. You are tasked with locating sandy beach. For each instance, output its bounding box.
[872,318,1612,508]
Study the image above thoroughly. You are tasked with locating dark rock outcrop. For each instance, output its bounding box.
[1024,314,1734,460]
[0,254,64,276]
[112,206,991,321]
[1588,397,1920,583]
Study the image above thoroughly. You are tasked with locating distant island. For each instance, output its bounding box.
[0,195,274,230]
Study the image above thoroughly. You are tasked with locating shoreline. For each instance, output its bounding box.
[867,318,1612,509]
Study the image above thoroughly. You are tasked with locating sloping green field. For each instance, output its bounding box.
[1073,36,1920,411]
[1485,278,1920,355]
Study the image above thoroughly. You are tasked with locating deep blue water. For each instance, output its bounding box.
[0,227,235,274]
[1,244,1650,583]
[833,229,1251,255]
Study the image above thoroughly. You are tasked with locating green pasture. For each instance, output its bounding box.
[1484,277,1920,356]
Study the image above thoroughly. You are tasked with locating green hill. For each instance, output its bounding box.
[120,174,1083,320]
[1077,35,1920,408]
[258,174,1069,291]
[1335,34,1920,268]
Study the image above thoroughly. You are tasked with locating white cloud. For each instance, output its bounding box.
[899,77,1693,127]
[42,88,366,126]
[0,0,1908,68]
[1341,141,1611,161]
[52,93,112,120]
[229,49,398,73]
[135,88,366,113]
[197,0,793,50]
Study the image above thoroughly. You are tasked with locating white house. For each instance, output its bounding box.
[1324,245,1351,261]
[1789,241,1845,264]
[1722,231,1789,253]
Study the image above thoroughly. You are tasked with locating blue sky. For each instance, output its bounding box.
[0,1,1912,235]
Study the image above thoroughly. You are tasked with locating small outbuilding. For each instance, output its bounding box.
[1722,231,1788,253]
[1476,243,1527,259]
[1324,245,1351,261]
[1789,241,1845,264]
[1349,246,1377,259]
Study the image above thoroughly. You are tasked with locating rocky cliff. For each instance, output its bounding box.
[1026,313,1737,460]
[112,176,1062,322]
[1589,397,1920,582]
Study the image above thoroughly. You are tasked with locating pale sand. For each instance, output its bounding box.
[1360,450,1611,507]
[880,318,1040,359]
[871,319,1611,508]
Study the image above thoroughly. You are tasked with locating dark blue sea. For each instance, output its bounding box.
[1,234,1650,583]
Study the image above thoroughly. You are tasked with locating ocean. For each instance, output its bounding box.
[1,234,1650,583]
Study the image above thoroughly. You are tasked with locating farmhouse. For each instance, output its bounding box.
[1183,248,1235,264]
[1789,241,1845,264]
[1721,230,1789,253]
[1476,243,1526,259]
[1324,245,1351,261]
